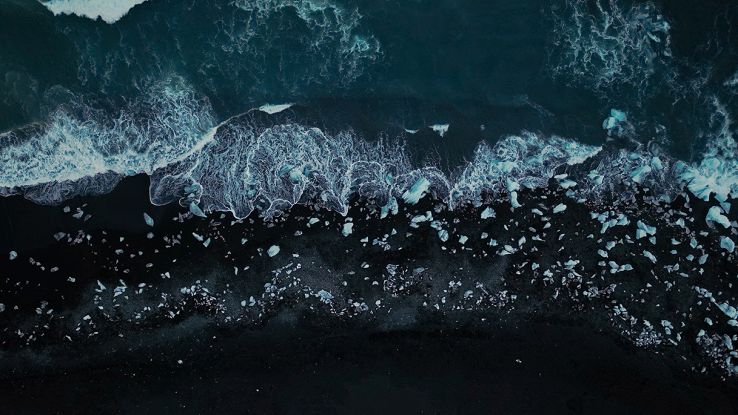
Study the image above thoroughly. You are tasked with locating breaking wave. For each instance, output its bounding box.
[2,75,737,219]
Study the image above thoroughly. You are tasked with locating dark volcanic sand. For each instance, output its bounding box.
[0,175,737,414]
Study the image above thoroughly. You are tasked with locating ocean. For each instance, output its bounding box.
[1,0,738,412]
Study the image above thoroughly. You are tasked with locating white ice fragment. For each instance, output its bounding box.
[706,206,730,228]
[720,236,735,253]
[459,235,468,245]
[143,212,154,227]
[189,201,206,218]
[342,223,354,237]
[267,245,280,257]
[643,250,657,263]
[552,203,567,214]
[480,207,496,219]
[430,124,449,137]
[9,251,17,261]
[438,229,449,242]
[257,103,294,114]
[316,290,334,304]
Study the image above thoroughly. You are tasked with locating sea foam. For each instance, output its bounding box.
[39,0,149,23]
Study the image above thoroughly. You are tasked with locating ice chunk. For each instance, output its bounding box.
[267,245,280,257]
[342,223,354,237]
[720,236,735,253]
[402,178,431,205]
[430,124,449,137]
[8,251,17,261]
[706,206,730,228]
[257,103,294,114]
[316,290,334,304]
[189,201,206,218]
[553,203,567,214]
[438,229,449,242]
[459,235,468,245]
[602,109,627,131]
[643,250,657,263]
[480,207,496,219]
[143,212,154,227]
[636,221,656,239]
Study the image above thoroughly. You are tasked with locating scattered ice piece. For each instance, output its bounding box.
[438,229,449,242]
[459,235,468,245]
[143,212,154,227]
[602,108,627,131]
[267,245,280,257]
[430,124,449,137]
[643,250,657,263]
[552,203,567,214]
[257,103,294,114]
[720,236,735,253]
[706,206,730,228]
[316,290,334,304]
[9,251,17,261]
[636,221,656,239]
[480,207,496,220]
[189,201,206,218]
[342,223,354,237]
[308,217,320,226]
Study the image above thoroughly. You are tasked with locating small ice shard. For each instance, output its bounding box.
[706,206,730,228]
[720,236,735,253]
[189,201,206,218]
[316,290,334,304]
[459,235,468,245]
[480,207,496,219]
[192,232,204,242]
[636,221,656,239]
[430,124,449,137]
[404,128,419,134]
[643,250,657,263]
[0,303,4,313]
[342,223,354,237]
[602,108,627,131]
[402,178,431,205]
[308,217,320,226]
[143,212,154,227]
[258,103,294,114]
[553,203,567,214]
[509,191,521,209]
[267,245,280,257]
[438,229,449,242]
[9,251,17,261]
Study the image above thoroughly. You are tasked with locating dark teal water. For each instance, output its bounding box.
[1,0,737,212]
